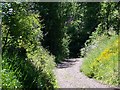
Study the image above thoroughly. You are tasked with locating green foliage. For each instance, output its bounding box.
[0,49,1,86]
[80,29,106,57]
[1,2,119,89]
[27,46,57,89]
[80,2,119,57]
[68,3,100,57]
[0,3,2,89]
[98,2,119,34]
[2,3,43,52]
[81,35,119,86]
[80,3,119,84]
[2,46,57,89]
[34,2,79,62]
[2,58,23,89]
[2,2,57,89]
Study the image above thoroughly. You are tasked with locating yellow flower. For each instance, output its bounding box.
[95,38,118,63]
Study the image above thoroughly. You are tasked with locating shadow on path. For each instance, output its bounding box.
[56,58,79,68]
[54,58,120,88]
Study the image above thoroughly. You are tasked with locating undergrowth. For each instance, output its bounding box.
[81,35,119,86]
[2,46,57,89]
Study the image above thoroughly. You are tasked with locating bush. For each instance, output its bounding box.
[2,3,57,89]
[2,46,57,89]
[80,29,107,57]
[81,35,119,86]
[2,60,23,89]
[27,46,57,89]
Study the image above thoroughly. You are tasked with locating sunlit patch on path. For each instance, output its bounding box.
[54,58,117,88]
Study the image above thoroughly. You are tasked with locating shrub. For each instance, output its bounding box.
[2,60,23,89]
[27,46,57,89]
[2,3,57,89]
[2,46,57,89]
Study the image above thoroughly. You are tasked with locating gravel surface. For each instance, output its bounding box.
[54,58,118,89]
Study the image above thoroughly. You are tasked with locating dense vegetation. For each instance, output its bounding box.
[80,2,119,86]
[81,35,119,86]
[2,3,57,89]
[1,2,119,89]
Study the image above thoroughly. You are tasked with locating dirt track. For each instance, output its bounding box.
[54,58,118,89]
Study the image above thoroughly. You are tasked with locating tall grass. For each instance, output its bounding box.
[81,35,119,86]
[2,46,57,89]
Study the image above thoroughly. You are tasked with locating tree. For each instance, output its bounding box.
[2,2,56,89]
[67,2,100,57]
[97,2,119,35]
[34,2,79,62]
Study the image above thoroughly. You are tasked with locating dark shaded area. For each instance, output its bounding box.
[35,3,70,62]
[68,3,101,58]
[56,59,79,68]
[2,46,39,89]
[2,45,55,89]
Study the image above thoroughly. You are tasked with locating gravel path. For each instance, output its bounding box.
[54,58,118,88]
